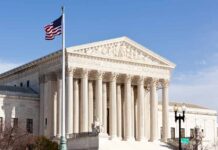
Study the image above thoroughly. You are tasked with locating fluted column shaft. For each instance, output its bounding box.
[124,75,132,140]
[73,80,79,133]
[81,69,88,132]
[66,68,74,136]
[117,85,122,138]
[132,86,136,139]
[102,83,107,133]
[137,76,145,141]
[162,80,169,142]
[95,71,103,123]
[150,78,158,141]
[109,73,117,139]
[144,89,150,140]
[88,81,94,132]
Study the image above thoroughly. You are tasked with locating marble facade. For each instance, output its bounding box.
[0,37,176,145]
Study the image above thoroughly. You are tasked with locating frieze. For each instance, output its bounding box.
[68,55,170,79]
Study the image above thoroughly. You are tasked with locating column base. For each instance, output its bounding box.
[137,137,148,142]
[125,137,135,142]
[149,139,159,143]
[161,138,168,143]
[99,132,109,138]
[117,136,123,141]
[110,135,122,141]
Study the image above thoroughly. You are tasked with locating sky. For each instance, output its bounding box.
[1,0,218,111]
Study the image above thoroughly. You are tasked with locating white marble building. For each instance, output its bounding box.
[158,102,217,148]
[0,37,216,149]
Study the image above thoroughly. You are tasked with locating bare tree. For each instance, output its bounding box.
[0,126,34,150]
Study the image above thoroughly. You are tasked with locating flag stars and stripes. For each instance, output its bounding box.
[44,16,62,40]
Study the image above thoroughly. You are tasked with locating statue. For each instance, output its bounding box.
[190,126,204,150]
[91,117,104,134]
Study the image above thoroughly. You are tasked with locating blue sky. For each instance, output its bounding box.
[1,0,218,111]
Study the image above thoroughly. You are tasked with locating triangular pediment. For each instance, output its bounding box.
[67,37,176,68]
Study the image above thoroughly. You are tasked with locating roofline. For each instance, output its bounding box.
[0,50,61,79]
[0,36,176,79]
[123,37,176,68]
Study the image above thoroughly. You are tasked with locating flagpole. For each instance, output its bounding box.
[60,6,67,150]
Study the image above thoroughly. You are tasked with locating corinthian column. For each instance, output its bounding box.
[117,84,122,139]
[132,86,136,139]
[150,78,158,141]
[109,73,117,139]
[73,80,79,133]
[88,81,94,132]
[102,83,107,133]
[137,76,145,141]
[80,69,88,132]
[95,71,103,124]
[66,68,74,136]
[124,74,132,140]
[162,80,169,142]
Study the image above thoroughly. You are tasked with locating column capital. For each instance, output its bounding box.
[125,74,132,83]
[161,79,169,88]
[81,69,88,78]
[150,78,159,86]
[96,71,104,80]
[66,67,74,76]
[109,72,117,81]
[137,76,144,85]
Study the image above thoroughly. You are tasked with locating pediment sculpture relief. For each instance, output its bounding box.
[74,41,165,66]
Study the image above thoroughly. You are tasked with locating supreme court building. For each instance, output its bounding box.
[0,37,177,149]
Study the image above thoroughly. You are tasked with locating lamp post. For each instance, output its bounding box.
[174,104,186,150]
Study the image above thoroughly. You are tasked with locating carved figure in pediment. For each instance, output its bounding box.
[101,46,107,55]
[73,41,166,66]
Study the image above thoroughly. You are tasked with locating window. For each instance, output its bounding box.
[0,117,3,133]
[181,128,185,138]
[45,118,47,128]
[26,119,33,133]
[190,128,194,137]
[171,127,175,139]
[27,81,29,87]
[20,82,23,87]
[12,118,18,128]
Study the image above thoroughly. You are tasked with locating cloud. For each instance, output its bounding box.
[0,60,22,74]
[170,65,218,111]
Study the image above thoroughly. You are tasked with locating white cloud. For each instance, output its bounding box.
[0,60,21,74]
[170,65,218,111]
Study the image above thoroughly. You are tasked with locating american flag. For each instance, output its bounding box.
[44,16,62,40]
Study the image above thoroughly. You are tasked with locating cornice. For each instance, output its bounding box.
[0,51,62,82]
[0,94,39,101]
